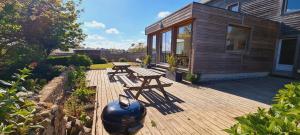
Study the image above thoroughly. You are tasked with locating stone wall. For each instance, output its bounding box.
[37,73,68,135]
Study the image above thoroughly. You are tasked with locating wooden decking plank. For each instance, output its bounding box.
[88,70,272,135]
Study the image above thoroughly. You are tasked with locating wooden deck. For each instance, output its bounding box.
[87,70,271,135]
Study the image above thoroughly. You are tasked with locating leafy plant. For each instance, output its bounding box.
[64,95,84,117]
[73,87,95,102]
[68,54,93,67]
[185,72,199,84]
[46,56,71,66]
[92,57,108,64]
[225,82,300,134]
[143,55,151,66]
[119,58,128,62]
[0,68,43,134]
[67,67,86,89]
[166,55,176,72]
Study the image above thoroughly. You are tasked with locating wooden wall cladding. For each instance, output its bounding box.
[145,4,193,35]
[206,0,300,36]
[191,3,279,74]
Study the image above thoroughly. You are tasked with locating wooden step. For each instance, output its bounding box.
[151,67,168,72]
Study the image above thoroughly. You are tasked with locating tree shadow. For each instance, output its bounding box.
[124,89,185,115]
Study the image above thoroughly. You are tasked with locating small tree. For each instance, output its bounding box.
[143,55,151,67]
[166,55,176,72]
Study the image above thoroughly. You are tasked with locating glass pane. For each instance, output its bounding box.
[226,25,250,51]
[228,3,239,12]
[286,0,300,13]
[176,24,191,68]
[279,39,297,65]
[161,31,172,63]
[151,35,156,63]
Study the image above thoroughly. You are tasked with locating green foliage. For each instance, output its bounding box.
[0,0,86,78]
[65,95,84,117]
[67,67,86,89]
[92,57,108,64]
[0,68,43,134]
[68,54,93,67]
[73,87,95,102]
[225,83,300,135]
[185,73,199,84]
[167,55,176,72]
[46,56,71,66]
[143,55,151,66]
[32,62,66,81]
[119,58,128,62]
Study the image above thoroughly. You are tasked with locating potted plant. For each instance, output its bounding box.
[143,55,151,68]
[185,72,199,84]
[166,55,182,82]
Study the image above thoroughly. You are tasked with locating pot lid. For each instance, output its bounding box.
[101,95,146,123]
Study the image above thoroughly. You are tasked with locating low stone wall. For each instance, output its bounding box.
[37,73,68,135]
[39,73,67,104]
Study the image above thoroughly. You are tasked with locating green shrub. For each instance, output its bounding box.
[65,96,84,117]
[46,56,70,66]
[92,57,108,64]
[73,87,95,102]
[119,58,127,62]
[32,63,66,81]
[0,68,43,134]
[68,54,92,67]
[185,73,199,84]
[225,83,300,134]
[143,55,151,66]
[67,67,86,89]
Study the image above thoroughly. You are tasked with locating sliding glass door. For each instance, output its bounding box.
[151,35,157,63]
[176,24,191,68]
[161,30,172,63]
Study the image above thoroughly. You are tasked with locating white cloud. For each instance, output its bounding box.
[157,11,171,18]
[84,20,106,29]
[105,28,120,34]
[83,34,145,49]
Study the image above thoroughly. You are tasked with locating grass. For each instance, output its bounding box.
[89,62,140,70]
[90,63,113,70]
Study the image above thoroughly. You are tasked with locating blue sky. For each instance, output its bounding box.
[79,0,202,49]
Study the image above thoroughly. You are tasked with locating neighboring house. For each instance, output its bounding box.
[145,0,300,81]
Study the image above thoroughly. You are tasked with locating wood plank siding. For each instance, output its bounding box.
[145,2,280,80]
[191,3,279,75]
[205,0,300,36]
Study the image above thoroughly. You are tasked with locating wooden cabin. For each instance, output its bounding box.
[145,0,300,81]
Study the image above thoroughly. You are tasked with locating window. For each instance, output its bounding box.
[151,35,157,63]
[227,3,239,12]
[226,25,251,51]
[161,30,172,63]
[279,39,297,65]
[284,0,300,13]
[176,24,192,68]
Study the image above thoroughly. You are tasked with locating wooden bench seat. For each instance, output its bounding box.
[119,75,172,90]
[106,68,115,74]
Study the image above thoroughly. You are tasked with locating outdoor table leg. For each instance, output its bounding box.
[134,78,149,99]
[155,78,171,102]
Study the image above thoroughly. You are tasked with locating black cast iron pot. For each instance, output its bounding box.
[101,95,147,135]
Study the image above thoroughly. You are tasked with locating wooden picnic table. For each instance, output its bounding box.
[125,67,172,101]
[108,62,131,78]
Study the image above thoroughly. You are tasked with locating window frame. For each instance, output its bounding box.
[282,0,300,15]
[226,2,240,12]
[175,23,192,69]
[160,29,172,63]
[225,24,252,54]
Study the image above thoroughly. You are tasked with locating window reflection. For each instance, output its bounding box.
[226,25,250,51]
[151,35,156,63]
[176,24,191,68]
[285,0,300,13]
[161,31,172,63]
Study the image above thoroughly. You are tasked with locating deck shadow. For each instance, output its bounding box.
[200,77,293,105]
[124,89,185,115]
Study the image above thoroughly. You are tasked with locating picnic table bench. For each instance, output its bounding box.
[107,62,131,79]
[120,67,172,101]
